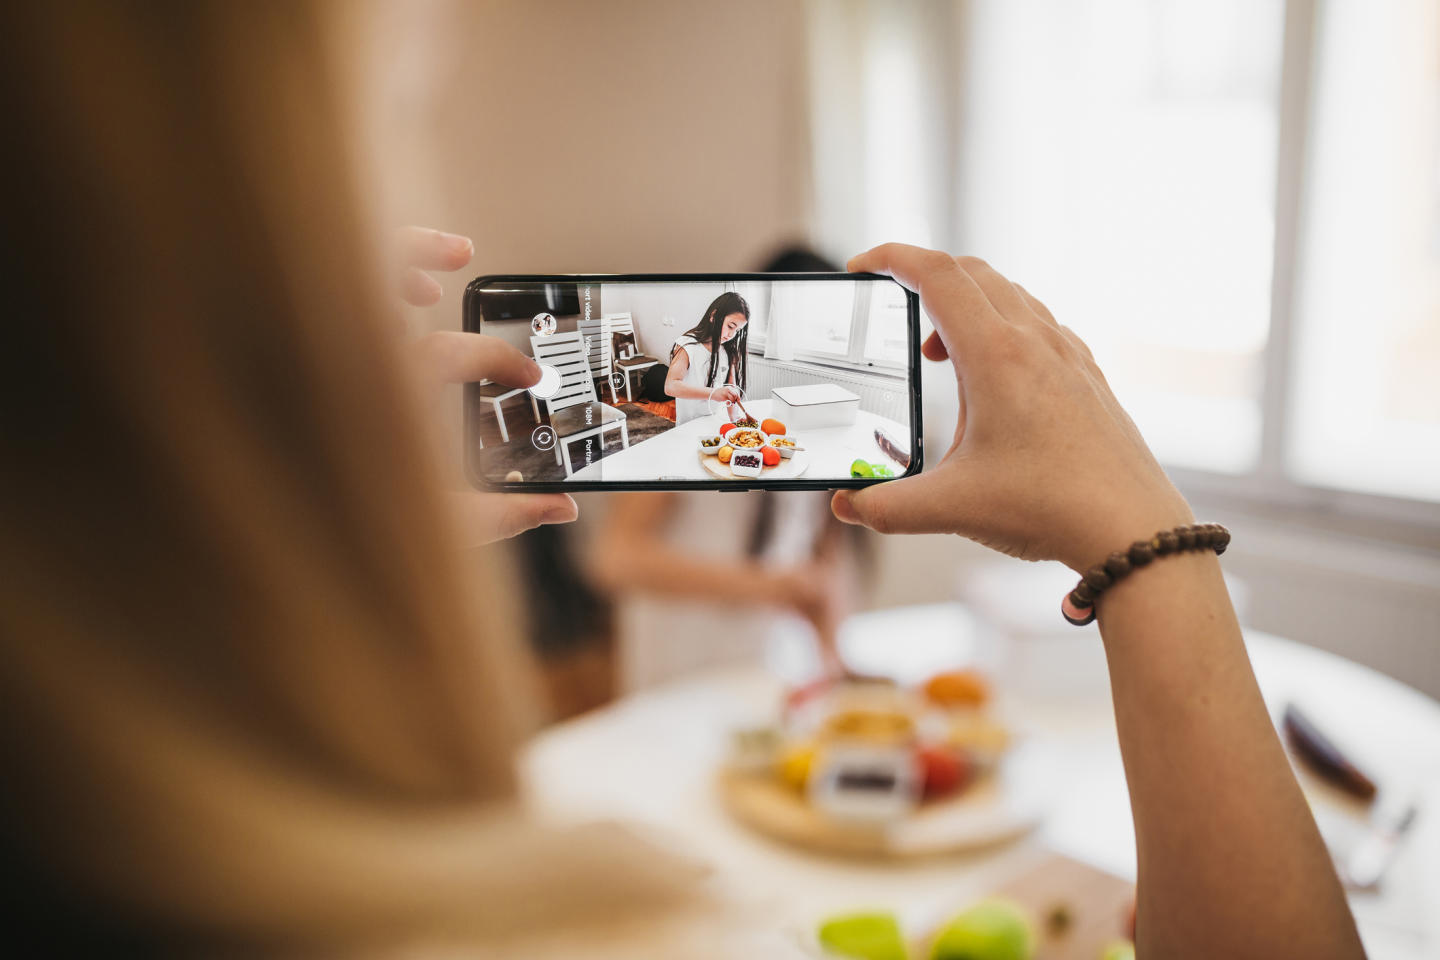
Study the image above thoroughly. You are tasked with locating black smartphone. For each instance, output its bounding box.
[463,273,923,491]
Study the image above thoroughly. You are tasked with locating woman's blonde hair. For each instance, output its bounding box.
[0,3,705,953]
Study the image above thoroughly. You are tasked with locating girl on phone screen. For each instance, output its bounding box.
[665,292,749,424]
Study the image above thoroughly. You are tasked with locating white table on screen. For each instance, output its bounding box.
[521,606,1440,959]
[565,398,910,482]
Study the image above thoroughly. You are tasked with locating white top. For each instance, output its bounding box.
[616,490,831,693]
[671,335,730,425]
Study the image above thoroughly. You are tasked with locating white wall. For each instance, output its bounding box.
[482,312,582,355]
[597,283,728,364]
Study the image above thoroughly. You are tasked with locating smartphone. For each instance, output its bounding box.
[463,273,923,491]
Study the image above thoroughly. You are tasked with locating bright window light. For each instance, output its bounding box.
[958,0,1284,474]
[1287,0,1440,503]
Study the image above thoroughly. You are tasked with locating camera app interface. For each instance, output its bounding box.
[470,277,917,484]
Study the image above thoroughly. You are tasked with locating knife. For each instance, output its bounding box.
[874,429,911,470]
[1282,703,1377,801]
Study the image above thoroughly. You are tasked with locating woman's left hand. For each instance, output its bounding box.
[399,227,578,544]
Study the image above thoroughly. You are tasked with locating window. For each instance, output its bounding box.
[808,0,1440,514]
[957,0,1284,475]
[1287,0,1440,502]
[863,278,911,366]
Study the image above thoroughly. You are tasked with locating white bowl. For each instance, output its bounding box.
[723,427,768,451]
[727,448,765,477]
[697,435,725,455]
[768,436,803,459]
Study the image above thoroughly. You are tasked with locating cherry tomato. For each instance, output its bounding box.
[918,745,971,800]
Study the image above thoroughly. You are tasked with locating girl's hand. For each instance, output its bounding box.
[831,244,1191,572]
[712,385,743,404]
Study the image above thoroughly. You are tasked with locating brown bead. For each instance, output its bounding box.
[1213,527,1231,555]
[1177,527,1197,550]
[1104,552,1132,578]
[1128,541,1155,565]
[1155,530,1180,554]
[1083,566,1112,592]
[1073,581,1097,605]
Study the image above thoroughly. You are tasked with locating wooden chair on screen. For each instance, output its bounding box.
[530,331,629,477]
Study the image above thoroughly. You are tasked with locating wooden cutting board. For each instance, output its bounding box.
[699,448,810,480]
[916,854,1135,960]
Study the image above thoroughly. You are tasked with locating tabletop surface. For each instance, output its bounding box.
[521,608,1440,958]
[566,397,910,483]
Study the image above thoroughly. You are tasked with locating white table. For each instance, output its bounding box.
[565,398,910,483]
[521,612,1440,958]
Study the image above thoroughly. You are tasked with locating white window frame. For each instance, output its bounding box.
[805,0,1440,543]
[1163,0,1440,545]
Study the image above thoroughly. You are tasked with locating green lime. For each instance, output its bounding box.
[1099,941,1135,960]
[850,459,875,478]
[818,911,908,960]
[930,898,1034,960]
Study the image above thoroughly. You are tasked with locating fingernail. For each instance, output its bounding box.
[541,503,575,523]
[525,358,542,382]
[831,492,858,524]
[439,231,473,255]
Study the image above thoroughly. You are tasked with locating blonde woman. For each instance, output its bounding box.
[0,4,1361,959]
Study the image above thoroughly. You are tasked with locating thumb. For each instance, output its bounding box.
[830,469,966,535]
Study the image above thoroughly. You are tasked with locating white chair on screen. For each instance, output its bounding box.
[530,331,629,477]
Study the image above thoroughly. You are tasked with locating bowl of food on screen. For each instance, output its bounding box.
[698,434,725,455]
[769,435,803,459]
[724,426,768,450]
[729,449,766,478]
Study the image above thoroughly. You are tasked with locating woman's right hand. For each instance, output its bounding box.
[831,244,1192,573]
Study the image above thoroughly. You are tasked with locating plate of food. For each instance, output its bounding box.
[717,670,1052,857]
[700,418,810,479]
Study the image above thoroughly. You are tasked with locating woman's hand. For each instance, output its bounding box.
[399,228,577,545]
[712,385,743,405]
[396,226,474,307]
[831,244,1191,572]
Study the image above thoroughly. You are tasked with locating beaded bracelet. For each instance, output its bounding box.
[1061,522,1230,626]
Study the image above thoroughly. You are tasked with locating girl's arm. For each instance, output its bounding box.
[829,244,1363,960]
[664,348,740,403]
[585,492,813,610]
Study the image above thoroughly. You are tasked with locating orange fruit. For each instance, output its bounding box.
[761,446,781,466]
[924,669,991,708]
[761,418,786,436]
[717,445,733,464]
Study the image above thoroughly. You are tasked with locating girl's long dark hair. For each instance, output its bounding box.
[680,292,749,392]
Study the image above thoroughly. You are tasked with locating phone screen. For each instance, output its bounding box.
[464,273,922,490]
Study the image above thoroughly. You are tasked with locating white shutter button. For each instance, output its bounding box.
[528,364,562,400]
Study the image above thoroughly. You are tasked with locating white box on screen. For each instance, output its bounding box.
[770,384,860,428]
